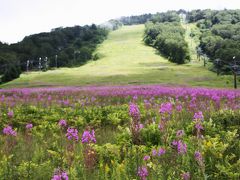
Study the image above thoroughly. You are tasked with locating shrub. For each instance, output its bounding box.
[144,22,190,64]
[1,64,21,83]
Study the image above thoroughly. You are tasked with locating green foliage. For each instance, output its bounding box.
[150,11,180,23]
[144,22,190,64]
[0,104,129,129]
[0,90,240,179]
[100,19,123,30]
[202,119,240,179]
[140,124,162,146]
[1,64,21,83]
[200,26,240,73]
[187,9,240,74]
[119,11,180,25]
[119,13,153,25]
[0,24,108,83]
[187,9,240,26]
[0,51,18,75]
[0,25,236,89]
[211,110,240,132]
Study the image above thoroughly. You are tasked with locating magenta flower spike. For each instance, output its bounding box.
[3,125,17,136]
[137,166,148,180]
[58,119,67,127]
[66,127,79,141]
[26,123,33,129]
[143,155,150,161]
[158,148,166,156]
[81,129,96,144]
[7,111,14,118]
[129,103,140,120]
[193,111,204,121]
[52,169,69,180]
[181,172,190,180]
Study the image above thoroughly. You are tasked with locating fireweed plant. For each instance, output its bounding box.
[0,85,239,179]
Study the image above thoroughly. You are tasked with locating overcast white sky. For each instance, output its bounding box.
[0,0,239,44]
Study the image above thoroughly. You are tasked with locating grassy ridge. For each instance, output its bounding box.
[1,25,235,88]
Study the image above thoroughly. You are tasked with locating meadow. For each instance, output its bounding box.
[0,85,239,179]
[1,25,236,89]
[0,13,240,180]
[1,7,240,180]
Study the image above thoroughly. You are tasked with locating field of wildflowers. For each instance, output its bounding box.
[0,85,240,179]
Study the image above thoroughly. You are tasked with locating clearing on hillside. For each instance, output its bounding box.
[1,25,235,88]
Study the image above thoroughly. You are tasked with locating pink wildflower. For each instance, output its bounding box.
[129,103,140,120]
[81,130,96,144]
[26,123,33,129]
[7,111,14,118]
[143,155,150,161]
[66,128,79,141]
[58,119,67,127]
[52,169,68,180]
[158,148,166,156]
[152,149,157,156]
[3,125,17,136]
[159,102,173,114]
[193,111,204,121]
[181,172,190,180]
[137,166,148,180]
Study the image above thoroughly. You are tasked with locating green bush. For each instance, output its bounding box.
[211,110,240,132]
[144,22,190,64]
[1,64,21,83]
[140,124,162,146]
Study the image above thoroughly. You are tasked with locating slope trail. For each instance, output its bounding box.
[78,25,171,76]
[2,25,231,88]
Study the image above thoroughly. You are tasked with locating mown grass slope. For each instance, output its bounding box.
[1,24,235,88]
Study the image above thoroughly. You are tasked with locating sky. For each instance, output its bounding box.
[0,0,240,44]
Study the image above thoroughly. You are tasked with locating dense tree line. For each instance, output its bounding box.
[0,24,108,83]
[119,14,153,25]
[0,10,185,83]
[187,9,240,28]
[144,21,190,64]
[150,11,180,24]
[187,9,240,74]
[100,19,123,30]
[119,11,182,25]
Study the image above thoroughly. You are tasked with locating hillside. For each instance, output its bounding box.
[1,24,234,88]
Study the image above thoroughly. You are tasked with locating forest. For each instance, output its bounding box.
[0,6,240,180]
[119,10,183,25]
[144,22,190,64]
[1,9,240,83]
[142,9,240,71]
[119,11,190,64]
[0,25,108,82]
[187,9,240,74]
